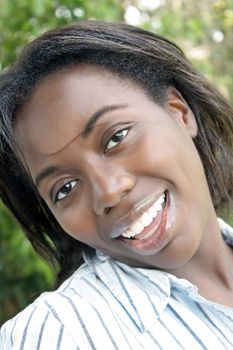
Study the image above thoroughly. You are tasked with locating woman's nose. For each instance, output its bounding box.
[89,163,135,216]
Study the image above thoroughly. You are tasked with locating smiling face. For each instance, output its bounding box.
[15,65,218,271]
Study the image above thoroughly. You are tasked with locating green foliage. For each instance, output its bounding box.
[0,0,124,69]
[0,0,232,323]
[137,0,233,102]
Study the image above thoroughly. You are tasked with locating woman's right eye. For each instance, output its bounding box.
[53,180,78,203]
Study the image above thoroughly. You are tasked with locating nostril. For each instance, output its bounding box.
[104,207,112,215]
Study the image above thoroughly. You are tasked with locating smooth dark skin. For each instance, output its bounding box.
[15,66,233,306]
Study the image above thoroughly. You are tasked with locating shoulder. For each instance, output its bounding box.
[0,263,113,349]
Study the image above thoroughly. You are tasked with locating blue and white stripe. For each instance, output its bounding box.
[1,219,233,349]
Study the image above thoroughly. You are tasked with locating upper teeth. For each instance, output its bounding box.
[121,193,166,239]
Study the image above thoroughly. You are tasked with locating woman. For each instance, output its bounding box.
[0,21,233,349]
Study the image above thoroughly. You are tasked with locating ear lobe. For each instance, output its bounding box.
[165,87,198,138]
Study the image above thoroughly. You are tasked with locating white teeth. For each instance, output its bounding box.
[159,194,165,204]
[121,231,134,238]
[154,202,162,211]
[139,212,153,227]
[121,192,166,239]
[148,206,158,218]
[131,221,144,235]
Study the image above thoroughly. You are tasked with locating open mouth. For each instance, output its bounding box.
[118,191,171,252]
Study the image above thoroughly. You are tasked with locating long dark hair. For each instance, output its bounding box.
[0,21,232,284]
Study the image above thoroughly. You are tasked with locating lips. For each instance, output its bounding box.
[117,191,172,254]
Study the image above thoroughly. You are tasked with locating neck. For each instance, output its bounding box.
[171,215,233,304]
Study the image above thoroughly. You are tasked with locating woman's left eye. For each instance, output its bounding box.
[105,128,129,152]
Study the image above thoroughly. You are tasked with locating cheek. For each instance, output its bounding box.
[53,206,97,244]
[132,128,185,174]
[136,127,206,194]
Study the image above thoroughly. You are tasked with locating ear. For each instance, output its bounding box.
[165,87,197,138]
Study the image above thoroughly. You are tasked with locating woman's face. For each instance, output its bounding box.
[15,66,217,271]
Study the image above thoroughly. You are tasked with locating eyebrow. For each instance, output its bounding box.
[34,104,127,188]
[82,104,127,137]
[35,166,59,188]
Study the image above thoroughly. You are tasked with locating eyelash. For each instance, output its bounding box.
[53,128,130,203]
[104,128,129,153]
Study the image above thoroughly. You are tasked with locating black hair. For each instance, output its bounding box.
[0,21,232,284]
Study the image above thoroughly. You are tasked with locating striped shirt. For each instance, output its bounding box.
[1,218,233,349]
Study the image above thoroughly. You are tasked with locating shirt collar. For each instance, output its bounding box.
[84,250,171,332]
[218,217,233,246]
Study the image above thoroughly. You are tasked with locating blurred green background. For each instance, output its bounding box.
[0,0,232,324]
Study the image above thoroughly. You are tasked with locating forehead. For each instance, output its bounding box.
[14,65,150,157]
